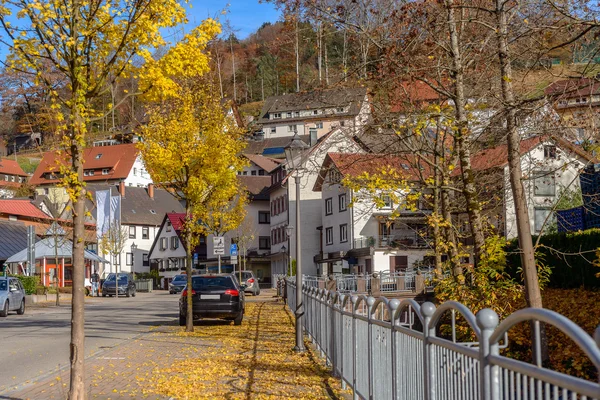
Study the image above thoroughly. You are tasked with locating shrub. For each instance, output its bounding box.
[11,275,40,295]
[58,287,72,294]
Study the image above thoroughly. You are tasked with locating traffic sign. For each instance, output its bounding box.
[193,253,198,265]
[213,236,225,255]
[231,255,238,264]
[230,243,238,256]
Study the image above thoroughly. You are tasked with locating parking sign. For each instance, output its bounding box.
[230,243,238,256]
[213,236,225,255]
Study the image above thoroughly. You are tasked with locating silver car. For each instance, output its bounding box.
[0,277,26,317]
[239,271,261,296]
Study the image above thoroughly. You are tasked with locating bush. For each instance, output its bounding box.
[58,287,72,294]
[505,229,600,288]
[11,275,40,295]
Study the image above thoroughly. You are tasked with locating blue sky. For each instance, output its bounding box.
[187,1,282,39]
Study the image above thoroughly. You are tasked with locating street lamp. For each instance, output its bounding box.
[284,133,309,353]
[130,242,137,280]
[285,226,293,277]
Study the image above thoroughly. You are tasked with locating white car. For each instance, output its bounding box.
[0,277,26,317]
[239,271,261,296]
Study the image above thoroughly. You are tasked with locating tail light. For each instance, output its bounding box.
[181,289,196,297]
[224,289,239,296]
[247,278,255,284]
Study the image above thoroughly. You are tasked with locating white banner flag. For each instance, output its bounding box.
[95,189,111,237]
[110,194,121,225]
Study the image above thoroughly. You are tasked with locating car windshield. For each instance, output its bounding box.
[241,272,253,280]
[192,276,235,291]
[172,275,187,283]
[0,280,6,291]
[105,274,128,284]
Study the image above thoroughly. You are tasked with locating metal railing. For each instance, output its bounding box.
[286,280,600,400]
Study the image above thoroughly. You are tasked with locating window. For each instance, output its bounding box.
[270,127,276,134]
[258,211,270,224]
[533,171,556,196]
[294,111,300,117]
[382,195,393,209]
[339,194,347,212]
[273,113,281,119]
[286,112,292,118]
[313,110,318,115]
[102,168,110,175]
[142,226,149,240]
[129,225,136,239]
[171,236,179,250]
[126,253,133,266]
[3,175,7,181]
[160,237,167,251]
[325,198,333,215]
[340,224,348,243]
[534,208,551,233]
[95,154,102,159]
[258,170,265,176]
[259,236,271,249]
[337,107,345,113]
[315,122,323,129]
[340,120,346,127]
[166,221,172,232]
[251,170,256,176]
[133,167,137,176]
[10,176,14,182]
[84,170,94,176]
[143,254,149,267]
[544,145,557,159]
[325,227,333,245]
[288,125,296,132]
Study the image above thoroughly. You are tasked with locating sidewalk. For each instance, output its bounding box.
[5,294,348,399]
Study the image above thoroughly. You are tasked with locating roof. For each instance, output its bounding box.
[545,78,600,99]
[5,237,108,263]
[87,184,184,226]
[390,81,442,113]
[29,144,139,185]
[314,152,431,191]
[0,221,28,260]
[0,159,28,177]
[238,176,271,200]
[0,199,51,219]
[244,135,310,157]
[167,213,186,232]
[243,154,282,173]
[258,87,368,123]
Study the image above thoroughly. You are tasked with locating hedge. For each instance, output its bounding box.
[505,229,600,289]
[10,275,41,295]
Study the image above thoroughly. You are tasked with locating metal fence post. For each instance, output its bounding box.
[389,299,400,400]
[367,296,375,400]
[340,293,346,388]
[477,308,499,400]
[351,295,359,400]
[421,302,436,400]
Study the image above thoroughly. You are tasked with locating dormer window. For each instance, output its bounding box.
[84,170,94,176]
[337,107,345,113]
[273,113,281,119]
[96,154,102,159]
[102,168,110,175]
[286,112,292,118]
[313,110,318,115]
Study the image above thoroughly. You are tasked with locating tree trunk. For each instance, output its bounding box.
[230,36,237,102]
[445,0,485,265]
[69,117,86,399]
[55,237,60,306]
[317,21,322,83]
[185,208,194,333]
[295,17,300,92]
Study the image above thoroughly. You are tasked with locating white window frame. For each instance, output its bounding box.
[142,226,149,240]
[533,171,556,196]
[325,198,333,215]
[325,227,333,245]
[129,225,136,239]
[340,224,348,243]
[126,252,133,266]
[102,168,110,175]
[534,208,552,233]
[339,194,347,212]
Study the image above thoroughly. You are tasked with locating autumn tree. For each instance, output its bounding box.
[139,77,246,332]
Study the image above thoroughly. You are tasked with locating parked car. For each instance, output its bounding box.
[179,274,245,326]
[169,274,188,294]
[0,277,25,317]
[238,271,261,296]
[102,273,136,298]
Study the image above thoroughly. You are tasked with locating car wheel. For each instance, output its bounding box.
[0,301,8,317]
[169,291,174,294]
[179,314,186,326]
[102,292,107,297]
[233,313,243,326]
[16,300,25,315]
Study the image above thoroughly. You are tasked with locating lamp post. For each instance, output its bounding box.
[281,245,287,276]
[286,226,293,277]
[284,133,309,353]
[130,242,137,280]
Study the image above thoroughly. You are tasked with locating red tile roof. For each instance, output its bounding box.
[0,200,51,219]
[243,154,282,173]
[29,144,139,185]
[391,81,442,113]
[167,213,186,232]
[0,159,28,177]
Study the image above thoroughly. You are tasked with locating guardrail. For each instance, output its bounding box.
[286,280,600,400]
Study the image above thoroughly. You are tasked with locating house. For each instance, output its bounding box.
[0,159,29,198]
[29,143,152,202]
[458,135,594,239]
[257,87,371,140]
[0,221,28,266]
[314,152,433,274]
[88,182,184,278]
[240,153,282,176]
[244,135,314,159]
[269,127,363,281]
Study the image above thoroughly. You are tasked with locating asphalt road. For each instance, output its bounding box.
[0,291,180,393]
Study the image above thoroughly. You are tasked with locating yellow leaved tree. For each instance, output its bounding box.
[139,78,247,332]
[0,0,219,394]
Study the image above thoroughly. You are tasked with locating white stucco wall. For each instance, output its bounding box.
[124,156,153,187]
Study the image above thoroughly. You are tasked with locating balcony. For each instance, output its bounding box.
[353,232,430,249]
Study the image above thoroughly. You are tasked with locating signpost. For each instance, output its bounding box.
[213,236,225,273]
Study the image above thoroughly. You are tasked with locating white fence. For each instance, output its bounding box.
[286,280,600,400]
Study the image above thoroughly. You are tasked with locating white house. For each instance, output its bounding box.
[257,87,371,140]
[148,213,189,289]
[313,152,433,274]
[0,159,29,198]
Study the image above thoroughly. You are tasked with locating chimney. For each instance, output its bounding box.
[119,181,125,197]
[148,183,154,199]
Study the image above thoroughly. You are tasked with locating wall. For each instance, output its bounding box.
[371,249,428,273]
[116,224,160,276]
[148,220,186,281]
[124,156,153,188]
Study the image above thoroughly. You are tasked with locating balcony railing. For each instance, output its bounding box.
[353,233,429,249]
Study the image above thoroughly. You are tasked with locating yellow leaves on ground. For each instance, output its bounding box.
[142,300,348,399]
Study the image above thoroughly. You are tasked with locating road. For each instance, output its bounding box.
[0,291,180,393]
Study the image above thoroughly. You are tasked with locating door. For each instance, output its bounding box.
[389,256,408,272]
[8,279,22,310]
[365,258,372,274]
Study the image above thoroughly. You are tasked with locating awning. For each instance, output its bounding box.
[6,238,109,264]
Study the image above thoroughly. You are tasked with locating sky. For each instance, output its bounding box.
[188,1,282,39]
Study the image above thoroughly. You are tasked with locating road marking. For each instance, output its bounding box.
[99,357,125,360]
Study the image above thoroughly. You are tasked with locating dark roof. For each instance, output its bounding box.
[0,221,28,260]
[244,135,310,156]
[258,87,368,123]
[545,78,600,99]
[238,176,271,200]
[87,184,185,226]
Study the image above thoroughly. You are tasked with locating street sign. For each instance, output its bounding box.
[193,253,198,265]
[213,236,225,255]
[231,255,238,264]
[230,243,238,256]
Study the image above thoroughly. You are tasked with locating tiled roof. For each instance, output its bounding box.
[238,176,271,200]
[29,144,139,185]
[390,81,442,113]
[545,78,600,98]
[0,221,28,260]
[0,159,28,177]
[167,213,186,232]
[243,154,282,173]
[244,135,310,156]
[0,199,52,219]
